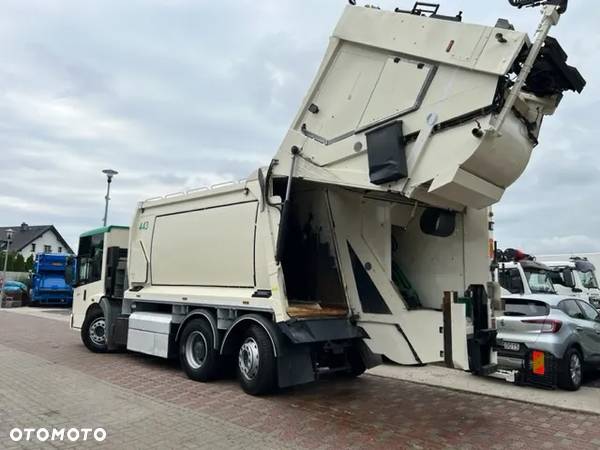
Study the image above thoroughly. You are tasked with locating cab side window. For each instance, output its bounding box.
[499,269,524,294]
[560,299,585,320]
[577,301,599,321]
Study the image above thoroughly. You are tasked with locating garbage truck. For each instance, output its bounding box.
[69,0,585,395]
[31,253,74,306]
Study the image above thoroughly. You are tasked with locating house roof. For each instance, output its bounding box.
[0,224,74,254]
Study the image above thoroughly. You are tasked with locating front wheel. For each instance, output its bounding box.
[558,347,583,391]
[81,309,108,353]
[236,325,276,395]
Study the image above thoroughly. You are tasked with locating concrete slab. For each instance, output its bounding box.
[368,363,600,415]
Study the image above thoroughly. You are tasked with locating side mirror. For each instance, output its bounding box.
[562,268,576,288]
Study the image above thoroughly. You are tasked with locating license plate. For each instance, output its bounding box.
[503,341,520,351]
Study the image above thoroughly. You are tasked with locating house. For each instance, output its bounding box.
[0,223,74,257]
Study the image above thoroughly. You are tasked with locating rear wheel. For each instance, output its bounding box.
[81,308,108,353]
[558,347,583,391]
[236,325,276,395]
[179,319,220,382]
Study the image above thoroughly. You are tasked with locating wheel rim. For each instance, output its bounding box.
[89,318,106,346]
[185,331,208,369]
[570,353,582,386]
[238,337,260,380]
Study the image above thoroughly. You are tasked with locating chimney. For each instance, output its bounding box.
[20,222,29,231]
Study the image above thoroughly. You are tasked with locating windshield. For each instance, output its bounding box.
[524,269,556,294]
[578,270,599,289]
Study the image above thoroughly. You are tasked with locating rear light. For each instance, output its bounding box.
[521,318,562,333]
[531,350,546,375]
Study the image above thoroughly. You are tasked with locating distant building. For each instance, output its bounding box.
[0,223,73,257]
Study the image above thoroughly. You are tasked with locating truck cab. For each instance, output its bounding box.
[543,259,600,309]
[497,260,556,296]
[70,226,129,331]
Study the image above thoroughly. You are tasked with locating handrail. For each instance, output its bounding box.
[142,178,245,203]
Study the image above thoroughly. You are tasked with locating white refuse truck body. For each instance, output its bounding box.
[70,1,584,395]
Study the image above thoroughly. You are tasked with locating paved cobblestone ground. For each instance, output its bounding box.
[1,311,599,449]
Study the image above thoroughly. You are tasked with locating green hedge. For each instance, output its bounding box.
[0,252,34,272]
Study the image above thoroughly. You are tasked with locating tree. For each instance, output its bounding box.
[13,254,26,272]
[25,255,34,272]
[1,251,16,271]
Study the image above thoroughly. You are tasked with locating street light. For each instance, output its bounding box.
[102,169,118,227]
[0,228,14,307]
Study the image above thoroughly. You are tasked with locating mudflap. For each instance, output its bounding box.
[99,297,126,351]
[276,344,315,389]
[276,318,370,388]
[356,339,382,369]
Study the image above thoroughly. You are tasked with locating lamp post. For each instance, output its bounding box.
[102,169,118,227]
[0,228,14,307]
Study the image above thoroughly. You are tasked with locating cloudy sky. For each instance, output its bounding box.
[0,0,597,254]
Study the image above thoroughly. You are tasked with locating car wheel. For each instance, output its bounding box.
[558,347,583,391]
[179,319,220,382]
[81,308,108,353]
[236,325,276,395]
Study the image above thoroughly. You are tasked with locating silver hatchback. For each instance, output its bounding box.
[496,294,600,390]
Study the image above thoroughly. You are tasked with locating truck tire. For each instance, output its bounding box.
[81,309,108,353]
[558,347,583,391]
[179,319,220,382]
[236,325,276,395]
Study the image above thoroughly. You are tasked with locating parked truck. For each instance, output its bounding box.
[31,253,74,306]
[496,249,556,295]
[537,255,600,308]
[69,0,584,395]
